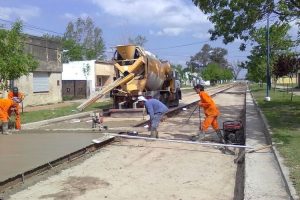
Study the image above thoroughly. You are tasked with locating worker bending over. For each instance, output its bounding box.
[138,96,168,138]
[194,84,223,143]
[8,87,24,130]
[0,98,17,134]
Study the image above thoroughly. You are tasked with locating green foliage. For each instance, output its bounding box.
[187,44,228,71]
[250,84,300,194]
[192,0,300,49]
[229,61,243,80]
[62,39,83,62]
[201,63,233,82]
[63,17,105,61]
[128,35,147,47]
[273,54,300,80]
[171,64,187,84]
[0,21,38,89]
[82,63,91,80]
[245,23,293,82]
[246,56,266,83]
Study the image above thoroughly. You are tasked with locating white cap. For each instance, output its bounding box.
[137,96,147,101]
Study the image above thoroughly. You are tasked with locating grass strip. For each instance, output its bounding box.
[19,100,112,124]
[250,84,300,195]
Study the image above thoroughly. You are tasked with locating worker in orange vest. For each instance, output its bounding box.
[8,87,24,130]
[0,98,17,134]
[194,84,224,143]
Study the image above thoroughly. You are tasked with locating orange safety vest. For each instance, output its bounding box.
[0,98,14,122]
[198,91,220,117]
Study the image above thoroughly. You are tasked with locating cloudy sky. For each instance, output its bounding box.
[0,0,297,68]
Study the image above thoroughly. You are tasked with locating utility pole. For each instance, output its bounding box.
[265,10,271,101]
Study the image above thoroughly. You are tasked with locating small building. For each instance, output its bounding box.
[62,60,114,100]
[184,72,209,86]
[275,75,297,85]
[14,35,62,107]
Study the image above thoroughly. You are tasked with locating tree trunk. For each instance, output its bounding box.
[274,78,277,92]
[290,77,293,101]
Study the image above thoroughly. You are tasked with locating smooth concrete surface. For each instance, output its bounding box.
[0,132,102,182]
[244,91,290,199]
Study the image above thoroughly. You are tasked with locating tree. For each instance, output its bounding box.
[64,17,105,61]
[209,47,228,67]
[187,44,212,70]
[171,64,187,85]
[187,44,228,71]
[192,0,300,49]
[62,39,83,62]
[128,35,147,47]
[201,63,233,84]
[229,61,243,80]
[82,63,91,80]
[246,56,266,84]
[244,23,293,84]
[82,63,91,97]
[0,21,38,91]
[273,54,299,100]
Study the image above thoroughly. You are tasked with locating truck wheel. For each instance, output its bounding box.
[172,90,180,107]
[173,98,179,107]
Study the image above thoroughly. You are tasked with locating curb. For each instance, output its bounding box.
[249,89,299,200]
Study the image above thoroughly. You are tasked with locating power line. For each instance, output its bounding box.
[156,54,192,58]
[0,18,64,36]
[1,19,251,61]
[25,41,114,54]
[148,40,211,50]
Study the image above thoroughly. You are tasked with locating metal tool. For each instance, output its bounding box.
[185,105,198,122]
[93,133,253,149]
[92,112,108,131]
[198,106,205,139]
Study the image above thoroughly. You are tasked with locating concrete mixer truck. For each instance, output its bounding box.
[77,45,181,111]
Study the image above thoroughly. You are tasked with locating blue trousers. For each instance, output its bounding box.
[150,113,164,131]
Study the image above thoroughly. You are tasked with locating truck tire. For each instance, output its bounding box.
[172,90,180,107]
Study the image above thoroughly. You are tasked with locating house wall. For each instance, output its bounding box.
[275,76,297,84]
[95,61,114,76]
[13,35,63,107]
[94,61,114,89]
[15,72,62,107]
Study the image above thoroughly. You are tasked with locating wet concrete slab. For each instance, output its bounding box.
[0,132,102,182]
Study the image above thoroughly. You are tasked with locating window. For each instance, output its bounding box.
[33,72,49,93]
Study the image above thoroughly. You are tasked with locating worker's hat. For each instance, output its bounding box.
[13,87,18,92]
[137,96,147,102]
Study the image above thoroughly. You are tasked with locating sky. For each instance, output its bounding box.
[0,0,298,71]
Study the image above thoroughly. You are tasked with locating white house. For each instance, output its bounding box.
[62,60,96,98]
[62,60,115,99]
